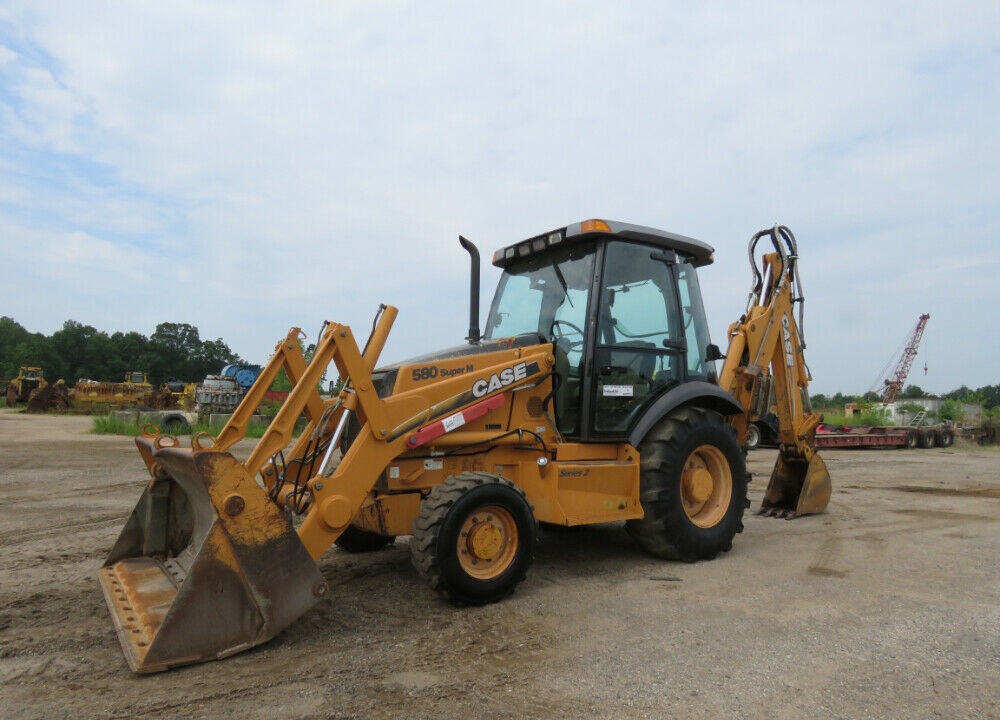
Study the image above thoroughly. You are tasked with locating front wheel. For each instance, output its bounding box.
[411,472,536,604]
[626,407,747,561]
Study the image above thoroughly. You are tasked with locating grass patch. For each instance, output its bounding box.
[90,414,291,439]
[822,410,894,427]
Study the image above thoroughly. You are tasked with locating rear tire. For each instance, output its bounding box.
[411,472,536,604]
[935,429,954,448]
[626,407,747,561]
[335,525,395,553]
[918,428,935,449]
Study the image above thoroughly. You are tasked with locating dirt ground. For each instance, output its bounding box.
[0,410,997,720]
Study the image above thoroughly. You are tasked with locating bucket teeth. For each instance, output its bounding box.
[757,504,798,520]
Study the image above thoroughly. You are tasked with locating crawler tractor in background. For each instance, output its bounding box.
[6,366,46,405]
[99,219,830,673]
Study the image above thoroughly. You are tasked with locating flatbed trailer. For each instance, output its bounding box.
[814,424,954,449]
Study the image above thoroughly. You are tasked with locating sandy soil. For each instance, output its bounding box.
[1,409,997,719]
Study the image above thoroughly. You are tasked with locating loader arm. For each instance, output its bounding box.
[719,226,831,517]
[209,327,322,453]
[100,304,556,672]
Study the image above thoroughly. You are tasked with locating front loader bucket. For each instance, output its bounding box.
[98,438,326,673]
[759,451,832,518]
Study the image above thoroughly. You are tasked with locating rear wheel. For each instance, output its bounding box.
[918,428,935,449]
[935,428,954,448]
[626,407,747,561]
[411,472,536,604]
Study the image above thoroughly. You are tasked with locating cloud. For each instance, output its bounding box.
[1,1,998,393]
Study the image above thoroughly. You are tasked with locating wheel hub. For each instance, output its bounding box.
[683,466,714,503]
[467,516,504,561]
[457,505,518,579]
[679,445,734,528]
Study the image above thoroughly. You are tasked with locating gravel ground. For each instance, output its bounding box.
[1,410,997,719]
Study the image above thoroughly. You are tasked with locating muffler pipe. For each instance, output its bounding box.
[459,236,481,344]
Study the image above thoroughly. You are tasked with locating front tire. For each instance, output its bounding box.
[626,407,747,561]
[411,472,536,604]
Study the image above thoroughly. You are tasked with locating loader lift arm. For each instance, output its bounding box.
[718,226,831,517]
[101,305,557,672]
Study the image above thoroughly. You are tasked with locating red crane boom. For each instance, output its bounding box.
[882,313,930,405]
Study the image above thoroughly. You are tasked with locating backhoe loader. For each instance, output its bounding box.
[99,219,831,673]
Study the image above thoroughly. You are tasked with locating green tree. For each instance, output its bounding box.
[938,399,960,422]
[149,322,240,383]
[901,384,925,399]
[944,385,974,402]
[0,317,46,380]
[978,384,1000,410]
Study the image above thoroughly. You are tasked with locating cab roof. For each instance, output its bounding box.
[491,219,715,269]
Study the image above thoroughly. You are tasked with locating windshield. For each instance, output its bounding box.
[484,242,596,342]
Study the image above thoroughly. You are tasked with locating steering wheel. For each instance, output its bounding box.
[551,319,585,351]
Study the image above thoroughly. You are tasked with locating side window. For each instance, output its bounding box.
[592,242,684,435]
[676,263,713,379]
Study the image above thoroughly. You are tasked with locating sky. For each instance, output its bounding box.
[1,2,998,396]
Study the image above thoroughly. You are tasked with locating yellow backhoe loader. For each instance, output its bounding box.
[99,219,830,673]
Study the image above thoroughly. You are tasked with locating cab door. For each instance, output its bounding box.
[588,241,686,437]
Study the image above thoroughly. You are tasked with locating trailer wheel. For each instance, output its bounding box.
[904,429,918,449]
[918,428,935,449]
[626,407,747,562]
[935,429,954,448]
[335,525,395,553]
[411,472,536,604]
[745,423,761,451]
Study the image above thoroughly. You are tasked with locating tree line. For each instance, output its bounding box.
[811,383,1000,417]
[3,315,996,412]
[0,317,240,386]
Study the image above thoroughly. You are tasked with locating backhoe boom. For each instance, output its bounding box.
[719,226,831,517]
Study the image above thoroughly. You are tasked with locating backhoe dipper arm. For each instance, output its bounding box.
[719,226,831,517]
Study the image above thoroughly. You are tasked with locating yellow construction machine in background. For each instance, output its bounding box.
[6,366,46,405]
[73,371,156,412]
[99,220,830,673]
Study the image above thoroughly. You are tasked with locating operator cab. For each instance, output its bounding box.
[484,219,717,440]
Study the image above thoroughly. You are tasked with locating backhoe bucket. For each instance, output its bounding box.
[98,438,326,673]
[759,451,831,518]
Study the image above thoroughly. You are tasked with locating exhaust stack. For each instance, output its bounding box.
[459,236,481,344]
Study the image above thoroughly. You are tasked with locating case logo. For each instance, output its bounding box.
[471,361,539,398]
